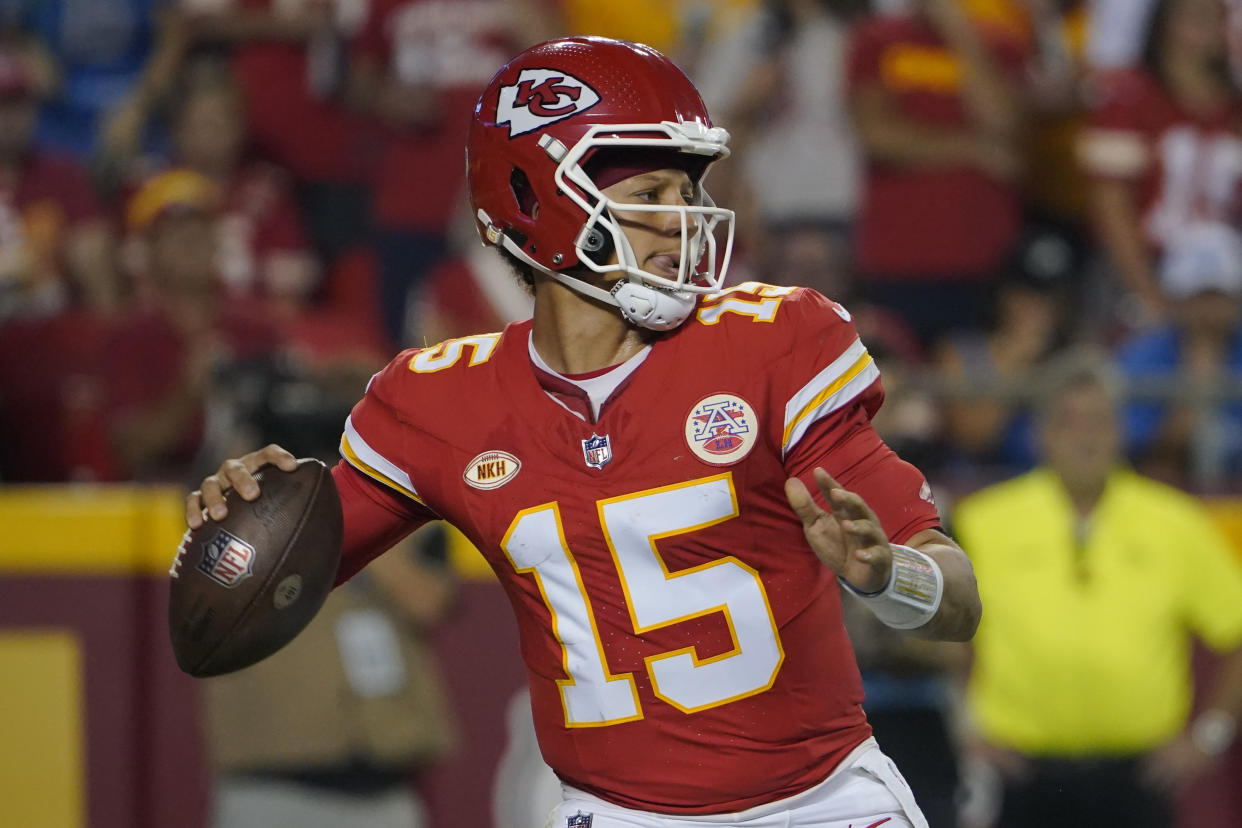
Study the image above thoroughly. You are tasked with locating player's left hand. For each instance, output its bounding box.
[785,467,892,593]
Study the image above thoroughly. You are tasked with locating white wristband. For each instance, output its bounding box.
[840,544,944,630]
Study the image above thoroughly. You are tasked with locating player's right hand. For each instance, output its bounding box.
[185,444,299,529]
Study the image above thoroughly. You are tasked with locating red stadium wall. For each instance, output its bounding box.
[0,486,1238,828]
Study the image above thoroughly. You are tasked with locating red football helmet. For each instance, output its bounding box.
[467,36,734,330]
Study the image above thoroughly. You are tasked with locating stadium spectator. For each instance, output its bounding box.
[178,0,376,264]
[1080,0,1242,325]
[694,0,868,251]
[0,0,189,164]
[954,347,1242,828]
[204,523,457,828]
[0,49,118,321]
[934,225,1081,484]
[134,69,320,313]
[111,168,279,480]
[1115,221,1242,492]
[1016,0,1093,229]
[846,0,1028,347]
[347,0,555,348]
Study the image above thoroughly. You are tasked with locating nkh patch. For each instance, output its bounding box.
[567,813,593,828]
[463,449,522,490]
[684,393,759,466]
[197,529,256,588]
[582,433,612,469]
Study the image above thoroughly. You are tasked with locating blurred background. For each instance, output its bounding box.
[2,0,1242,826]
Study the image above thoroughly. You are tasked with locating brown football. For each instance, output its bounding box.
[168,458,343,677]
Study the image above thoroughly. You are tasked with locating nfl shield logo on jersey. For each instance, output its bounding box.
[582,434,612,469]
[567,814,593,828]
[197,529,256,588]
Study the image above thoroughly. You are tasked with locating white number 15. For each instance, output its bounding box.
[502,473,785,727]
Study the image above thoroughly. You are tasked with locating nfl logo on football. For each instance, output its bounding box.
[197,529,256,588]
[582,434,612,469]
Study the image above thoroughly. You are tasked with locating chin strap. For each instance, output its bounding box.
[545,266,695,332]
[610,280,696,331]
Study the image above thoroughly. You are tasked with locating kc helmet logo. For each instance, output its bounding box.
[497,68,601,137]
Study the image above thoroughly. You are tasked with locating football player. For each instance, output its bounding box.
[187,36,981,827]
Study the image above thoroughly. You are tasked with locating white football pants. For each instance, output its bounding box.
[546,738,929,828]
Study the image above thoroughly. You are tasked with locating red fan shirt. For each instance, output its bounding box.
[1080,67,1242,250]
[847,14,1027,279]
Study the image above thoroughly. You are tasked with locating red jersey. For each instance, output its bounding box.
[846,15,1026,279]
[336,284,940,814]
[1080,68,1242,250]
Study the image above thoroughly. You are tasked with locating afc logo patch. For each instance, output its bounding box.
[685,393,759,466]
[567,813,593,828]
[197,529,256,588]
[497,68,601,137]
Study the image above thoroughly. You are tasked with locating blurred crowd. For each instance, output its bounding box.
[0,0,1241,502]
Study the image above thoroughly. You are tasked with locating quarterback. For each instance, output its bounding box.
[187,36,981,827]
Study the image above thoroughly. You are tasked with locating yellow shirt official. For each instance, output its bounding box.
[954,468,1242,755]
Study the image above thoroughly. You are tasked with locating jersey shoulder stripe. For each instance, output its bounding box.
[340,415,429,508]
[782,337,879,457]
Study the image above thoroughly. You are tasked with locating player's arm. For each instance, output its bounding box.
[786,468,981,642]
[775,290,980,641]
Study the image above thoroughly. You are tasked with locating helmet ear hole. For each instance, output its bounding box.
[580,221,614,266]
[510,167,538,217]
[581,227,605,252]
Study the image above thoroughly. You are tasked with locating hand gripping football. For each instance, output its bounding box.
[168,458,343,677]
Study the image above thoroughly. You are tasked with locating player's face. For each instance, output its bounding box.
[600,169,697,282]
